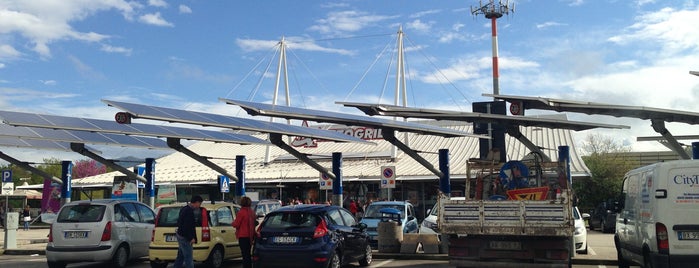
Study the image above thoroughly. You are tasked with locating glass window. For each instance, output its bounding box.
[156,207,182,227]
[57,204,106,223]
[338,208,357,226]
[264,212,318,228]
[216,207,234,226]
[116,203,140,222]
[136,204,155,224]
[326,208,344,226]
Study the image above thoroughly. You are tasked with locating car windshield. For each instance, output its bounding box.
[573,207,581,220]
[264,212,319,229]
[57,204,106,223]
[429,203,439,216]
[363,204,404,219]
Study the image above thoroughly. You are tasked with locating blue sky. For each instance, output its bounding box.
[1,0,699,163]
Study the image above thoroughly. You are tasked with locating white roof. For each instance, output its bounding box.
[73,120,589,185]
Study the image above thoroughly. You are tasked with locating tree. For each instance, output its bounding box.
[73,159,106,179]
[574,134,638,212]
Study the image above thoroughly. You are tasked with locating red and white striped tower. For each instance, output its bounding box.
[472,0,514,97]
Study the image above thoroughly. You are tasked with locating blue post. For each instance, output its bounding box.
[332,152,343,207]
[145,158,155,208]
[439,149,451,196]
[61,161,73,205]
[558,146,571,185]
[693,142,699,160]
[236,155,246,198]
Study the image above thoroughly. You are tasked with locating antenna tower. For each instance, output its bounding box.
[471,0,514,98]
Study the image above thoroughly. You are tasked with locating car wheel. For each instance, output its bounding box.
[643,251,654,268]
[327,252,341,268]
[205,246,224,268]
[149,261,168,268]
[110,245,129,268]
[359,244,372,266]
[47,261,67,268]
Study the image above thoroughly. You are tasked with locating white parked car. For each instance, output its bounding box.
[573,206,589,254]
[419,197,465,235]
[46,199,155,268]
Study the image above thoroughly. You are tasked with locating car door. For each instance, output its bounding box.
[325,208,355,258]
[214,205,239,258]
[338,208,367,259]
[134,203,156,257]
[114,203,139,253]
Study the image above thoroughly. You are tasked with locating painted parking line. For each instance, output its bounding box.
[372,259,394,267]
[588,246,597,255]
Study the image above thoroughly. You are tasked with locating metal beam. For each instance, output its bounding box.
[166,138,239,182]
[269,133,335,180]
[505,126,552,162]
[382,129,444,178]
[70,143,147,183]
[0,151,62,184]
[651,119,690,159]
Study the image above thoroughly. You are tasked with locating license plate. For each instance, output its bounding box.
[64,231,89,239]
[489,241,521,250]
[678,231,699,240]
[273,236,299,244]
[165,234,178,242]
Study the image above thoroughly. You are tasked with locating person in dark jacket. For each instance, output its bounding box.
[233,196,255,268]
[174,195,203,268]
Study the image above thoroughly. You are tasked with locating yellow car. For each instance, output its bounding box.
[149,201,241,268]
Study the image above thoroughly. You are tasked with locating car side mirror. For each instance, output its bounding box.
[357,222,368,230]
[582,213,591,220]
[408,216,415,221]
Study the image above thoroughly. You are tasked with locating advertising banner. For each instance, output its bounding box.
[112,176,138,201]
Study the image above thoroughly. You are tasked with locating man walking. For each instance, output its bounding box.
[174,195,203,268]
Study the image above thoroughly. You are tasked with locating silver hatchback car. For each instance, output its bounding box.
[46,199,155,268]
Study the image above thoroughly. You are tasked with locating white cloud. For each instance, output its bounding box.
[608,7,699,55]
[139,12,174,27]
[40,79,56,85]
[536,21,567,29]
[0,0,138,58]
[410,9,441,18]
[235,37,354,55]
[148,0,168,8]
[179,5,192,14]
[0,44,21,59]
[567,0,585,7]
[100,44,133,56]
[405,19,432,33]
[67,55,106,80]
[308,10,397,36]
[0,63,4,69]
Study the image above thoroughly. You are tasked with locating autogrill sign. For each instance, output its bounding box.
[292,121,383,147]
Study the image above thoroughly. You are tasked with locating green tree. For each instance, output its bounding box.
[574,134,638,212]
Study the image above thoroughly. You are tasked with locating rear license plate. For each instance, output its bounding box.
[165,234,178,242]
[273,236,299,244]
[678,231,699,240]
[489,241,521,250]
[64,231,89,239]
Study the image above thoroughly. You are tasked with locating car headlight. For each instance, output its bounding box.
[422,220,438,230]
[575,225,585,235]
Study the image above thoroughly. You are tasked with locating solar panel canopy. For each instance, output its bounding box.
[0,137,81,152]
[338,102,629,131]
[0,110,269,145]
[102,99,371,143]
[484,93,699,125]
[0,124,170,149]
[220,98,489,138]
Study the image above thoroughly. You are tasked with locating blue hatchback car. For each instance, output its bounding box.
[252,204,372,268]
[359,201,419,247]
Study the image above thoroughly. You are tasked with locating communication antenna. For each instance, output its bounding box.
[471,0,515,98]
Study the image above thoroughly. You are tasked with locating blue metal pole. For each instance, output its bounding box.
[236,155,246,199]
[439,149,451,196]
[693,142,699,160]
[145,158,155,208]
[558,146,571,185]
[332,152,343,207]
[61,161,73,205]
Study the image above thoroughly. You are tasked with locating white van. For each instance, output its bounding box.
[615,160,699,268]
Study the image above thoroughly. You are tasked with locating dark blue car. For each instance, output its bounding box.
[252,204,372,268]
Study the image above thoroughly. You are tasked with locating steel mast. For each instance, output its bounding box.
[472,0,514,99]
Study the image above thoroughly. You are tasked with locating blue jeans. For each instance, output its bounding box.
[24,221,29,230]
[173,235,194,268]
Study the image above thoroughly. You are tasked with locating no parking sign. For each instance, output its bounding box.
[380,166,396,189]
[319,172,332,190]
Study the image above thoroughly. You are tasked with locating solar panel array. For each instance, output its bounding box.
[338,102,629,131]
[0,136,75,151]
[102,100,370,143]
[220,98,488,138]
[0,124,170,149]
[0,110,269,145]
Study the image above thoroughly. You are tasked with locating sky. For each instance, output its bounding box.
[1,0,699,164]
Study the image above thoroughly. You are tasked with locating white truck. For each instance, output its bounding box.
[438,150,575,268]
